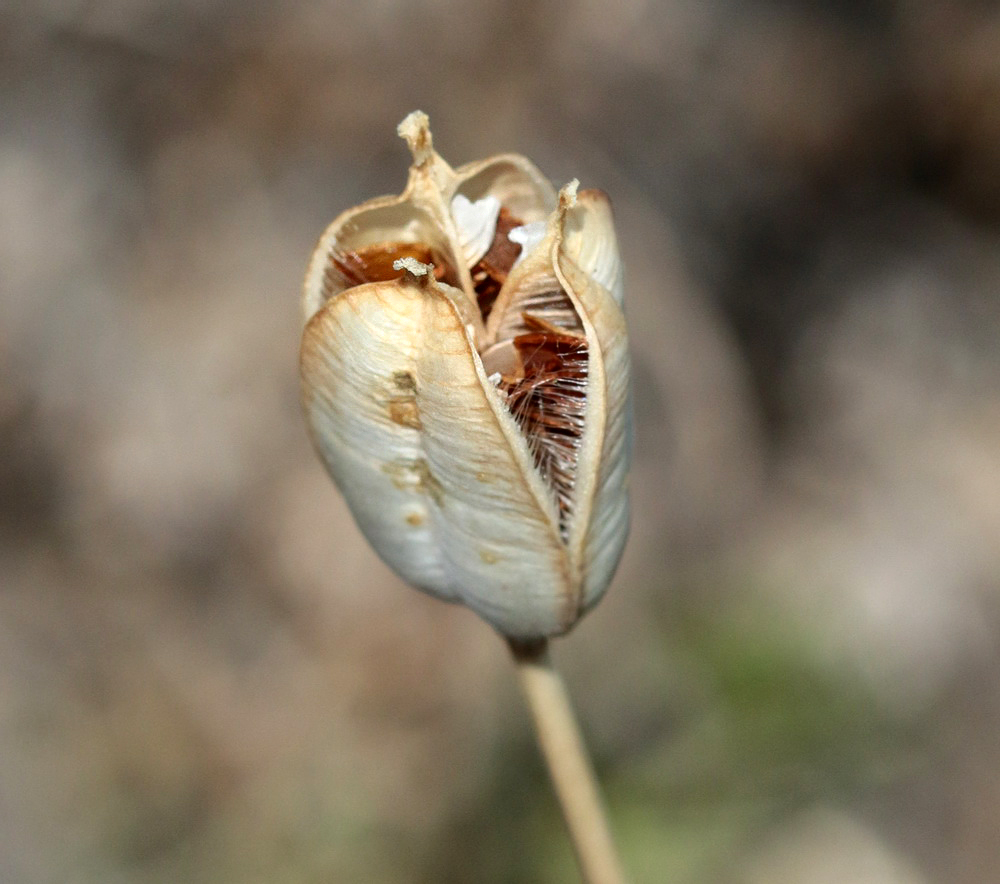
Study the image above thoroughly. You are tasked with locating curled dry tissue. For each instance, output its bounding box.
[299,111,632,639]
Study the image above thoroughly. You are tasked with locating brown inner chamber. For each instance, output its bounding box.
[499,318,588,534]
[329,242,459,293]
[470,206,524,321]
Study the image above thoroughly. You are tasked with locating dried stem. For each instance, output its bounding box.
[508,638,628,884]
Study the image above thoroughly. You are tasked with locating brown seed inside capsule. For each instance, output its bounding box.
[471,207,524,321]
[498,316,588,535]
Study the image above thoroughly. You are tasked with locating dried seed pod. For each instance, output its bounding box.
[300,111,630,639]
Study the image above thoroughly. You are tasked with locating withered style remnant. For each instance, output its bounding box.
[300,111,630,639]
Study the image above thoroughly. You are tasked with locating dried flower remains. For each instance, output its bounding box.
[300,111,631,639]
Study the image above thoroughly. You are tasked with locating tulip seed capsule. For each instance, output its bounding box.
[300,111,631,640]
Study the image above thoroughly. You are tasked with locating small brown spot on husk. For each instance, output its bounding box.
[392,370,417,391]
[382,457,444,505]
[388,399,421,429]
[479,549,499,564]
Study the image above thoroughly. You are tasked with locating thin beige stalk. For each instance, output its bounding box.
[508,638,628,884]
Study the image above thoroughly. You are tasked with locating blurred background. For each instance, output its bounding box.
[3,1,1000,881]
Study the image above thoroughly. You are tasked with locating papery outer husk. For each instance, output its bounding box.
[451,155,556,225]
[559,188,624,306]
[555,189,631,615]
[300,114,630,638]
[301,270,583,638]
